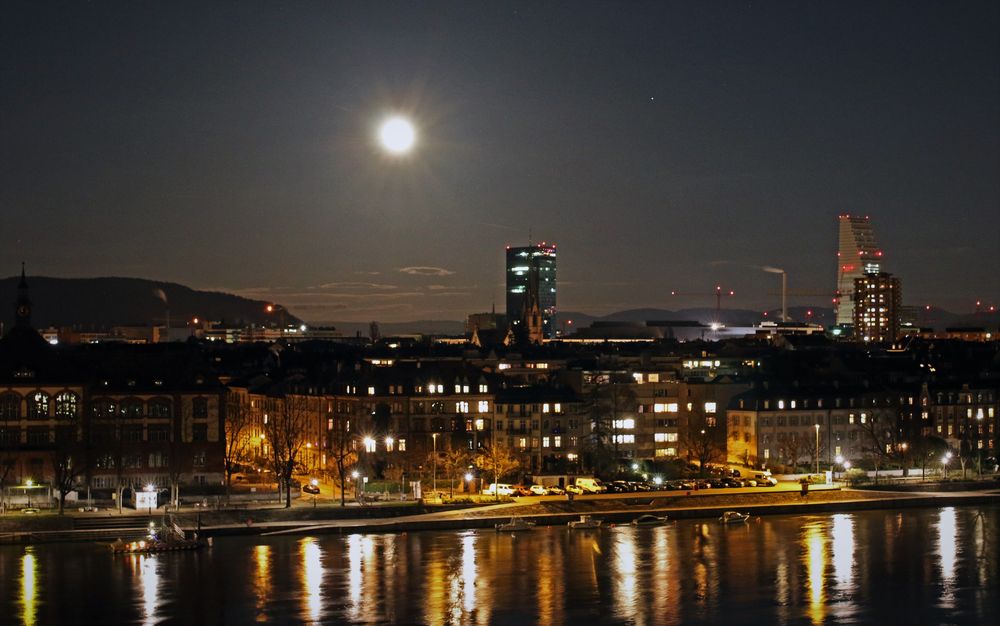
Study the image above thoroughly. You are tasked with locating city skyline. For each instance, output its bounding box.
[3,2,998,322]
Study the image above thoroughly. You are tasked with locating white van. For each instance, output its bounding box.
[573,477,606,494]
[750,472,778,487]
[482,483,514,496]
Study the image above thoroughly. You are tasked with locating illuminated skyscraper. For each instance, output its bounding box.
[853,270,901,343]
[506,243,556,338]
[835,215,883,325]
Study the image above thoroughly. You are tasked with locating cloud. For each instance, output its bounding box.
[313,282,398,290]
[398,266,455,276]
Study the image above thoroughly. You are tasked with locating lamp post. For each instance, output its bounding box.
[814,424,820,475]
[835,455,844,482]
[432,433,439,495]
[351,470,360,500]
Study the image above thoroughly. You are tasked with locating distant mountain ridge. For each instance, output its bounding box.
[0,276,300,330]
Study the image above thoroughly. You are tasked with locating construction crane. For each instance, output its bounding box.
[669,285,736,322]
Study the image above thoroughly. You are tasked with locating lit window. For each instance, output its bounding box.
[542,403,550,413]
[543,436,550,448]
[368,387,375,396]
[398,438,406,452]
[478,400,489,413]
[456,401,469,413]
[705,402,717,414]
[479,384,488,393]
[553,436,562,447]
[554,403,561,412]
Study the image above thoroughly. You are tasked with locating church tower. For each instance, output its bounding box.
[15,262,32,329]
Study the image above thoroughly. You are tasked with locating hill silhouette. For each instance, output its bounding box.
[0,276,300,330]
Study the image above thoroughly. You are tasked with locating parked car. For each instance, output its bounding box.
[545,486,566,496]
[511,485,533,497]
[482,483,514,496]
[607,481,632,493]
[752,473,778,487]
[674,480,695,490]
[720,477,745,488]
[528,484,549,496]
[565,484,585,495]
[302,482,321,495]
[629,481,652,492]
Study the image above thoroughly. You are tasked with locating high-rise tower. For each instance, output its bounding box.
[505,243,556,338]
[853,270,901,343]
[835,215,883,325]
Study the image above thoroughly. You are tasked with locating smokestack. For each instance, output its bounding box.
[781,271,788,322]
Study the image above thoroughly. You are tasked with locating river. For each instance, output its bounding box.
[1,505,997,625]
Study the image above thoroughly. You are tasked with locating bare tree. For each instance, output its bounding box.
[224,393,254,500]
[264,394,310,508]
[51,425,88,515]
[442,447,471,497]
[683,415,725,475]
[778,435,803,471]
[859,414,900,482]
[584,379,636,476]
[328,412,357,506]
[476,440,520,501]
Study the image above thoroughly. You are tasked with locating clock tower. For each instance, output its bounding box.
[15,262,31,328]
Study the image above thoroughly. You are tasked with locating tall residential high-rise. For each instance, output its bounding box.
[505,243,557,338]
[853,270,901,343]
[835,215,883,325]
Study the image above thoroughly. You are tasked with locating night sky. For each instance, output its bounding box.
[2,2,998,322]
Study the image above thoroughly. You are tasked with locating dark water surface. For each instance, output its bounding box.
[2,505,997,625]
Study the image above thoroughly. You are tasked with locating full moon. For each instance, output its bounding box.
[378,116,416,154]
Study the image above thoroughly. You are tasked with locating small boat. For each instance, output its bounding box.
[630,514,669,526]
[495,517,536,532]
[719,511,751,524]
[110,521,210,554]
[567,515,602,530]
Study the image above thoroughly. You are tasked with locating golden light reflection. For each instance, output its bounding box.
[300,538,323,623]
[20,549,38,626]
[253,545,272,622]
[347,534,362,622]
[831,514,855,587]
[613,532,639,619]
[461,533,477,615]
[803,523,827,625]
[141,555,161,626]
[651,528,670,621]
[937,507,958,607]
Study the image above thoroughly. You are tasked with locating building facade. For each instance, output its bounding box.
[853,271,901,343]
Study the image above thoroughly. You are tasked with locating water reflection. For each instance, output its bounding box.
[1,507,997,626]
[831,514,854,587]
[613,532,639,619]
[252,544,271,622]
[20,549,38,626]
[936,507,958,608]
[300,538,323,623]
[803,522,826,625]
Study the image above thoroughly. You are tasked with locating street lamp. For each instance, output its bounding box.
[835,455,844,481]
[432,432,439,495]
[814,424,820,475]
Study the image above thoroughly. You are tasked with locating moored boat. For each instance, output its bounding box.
[719,511,751,524]
[495,517,536,532]
[567,515,602,530]
[630,514,669,526]
[110,521,209,553]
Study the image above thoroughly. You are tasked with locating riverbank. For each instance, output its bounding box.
[252,487,1000,537]
[4,486,999,544]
